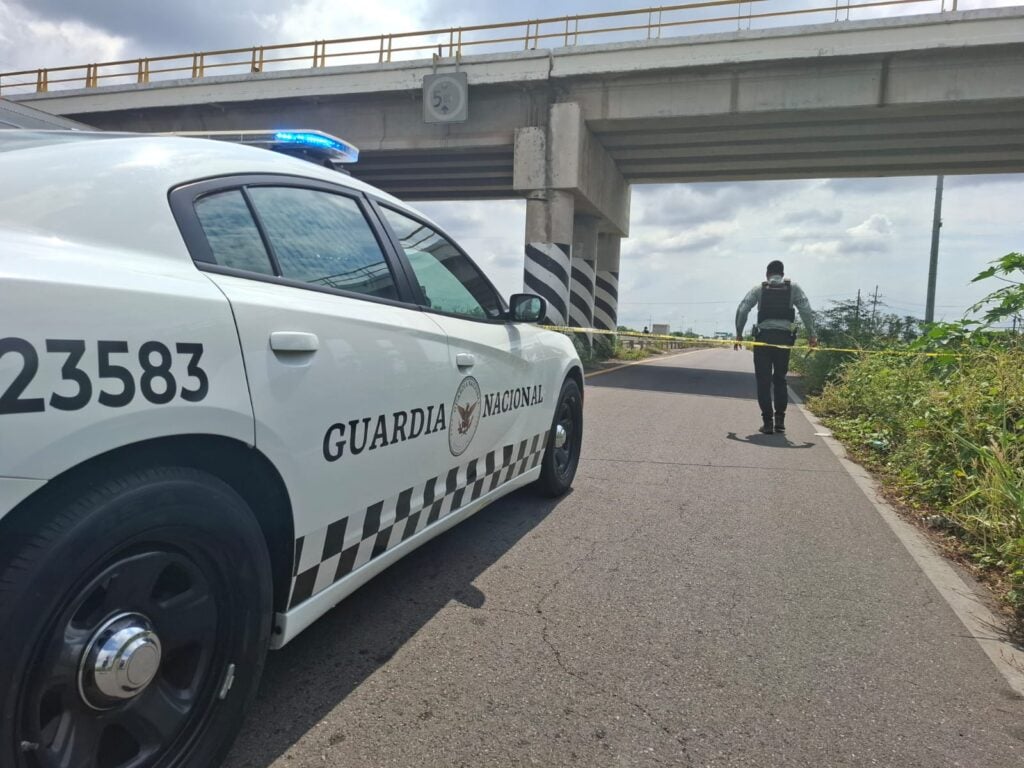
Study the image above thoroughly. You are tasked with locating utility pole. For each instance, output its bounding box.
[870,285,880,334]
[925,175,944,324]
[854,289,862,337]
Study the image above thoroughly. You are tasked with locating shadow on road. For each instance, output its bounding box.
[588,361,762,400]
[224,487,565,767]
[726,431,816,449]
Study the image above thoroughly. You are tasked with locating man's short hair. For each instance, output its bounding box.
[766,260,785,276]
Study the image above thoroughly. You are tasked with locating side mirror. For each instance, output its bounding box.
[508,293,546,323]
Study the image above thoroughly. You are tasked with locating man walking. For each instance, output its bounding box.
[735,260,817,434]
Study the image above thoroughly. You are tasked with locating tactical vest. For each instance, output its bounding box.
[757,279,795,324]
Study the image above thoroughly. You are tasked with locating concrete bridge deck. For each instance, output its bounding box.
[14,8,1024,194]
[224,349,1024,768]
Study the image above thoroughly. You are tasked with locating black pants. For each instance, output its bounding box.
[753,329,793,419]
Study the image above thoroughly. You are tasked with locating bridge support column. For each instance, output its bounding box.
[515,102,630,327]
[594,234,621,334]
[569,214,599,348]
[523,190,575,326]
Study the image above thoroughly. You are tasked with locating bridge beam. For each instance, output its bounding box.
[515,102,630,238]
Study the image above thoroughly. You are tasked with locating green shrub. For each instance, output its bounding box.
[810,343,1024,606]
[592,333,616,360]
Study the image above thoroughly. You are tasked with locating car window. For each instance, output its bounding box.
[381,207,503,320]
[247,187,398,301]
[194,190,275,275]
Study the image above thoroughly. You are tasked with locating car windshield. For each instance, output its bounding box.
[0,130,133,153]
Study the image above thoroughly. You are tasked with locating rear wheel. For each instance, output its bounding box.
[537,377,583,497]
[0,467,272,768]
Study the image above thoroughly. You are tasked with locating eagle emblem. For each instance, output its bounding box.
[457,401,477,435]
[448,376,482,457]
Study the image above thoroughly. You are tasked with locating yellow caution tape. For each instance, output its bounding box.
[540,325,960,358]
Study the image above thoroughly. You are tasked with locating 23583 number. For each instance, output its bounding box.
[0,338,209,415]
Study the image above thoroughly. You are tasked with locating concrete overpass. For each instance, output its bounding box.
[10,6,1024,328]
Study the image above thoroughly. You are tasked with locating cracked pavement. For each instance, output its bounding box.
[225,349,1023,767]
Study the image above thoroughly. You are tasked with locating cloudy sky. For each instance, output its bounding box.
[2,0,1021,333]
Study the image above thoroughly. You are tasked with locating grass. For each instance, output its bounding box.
[807,343,1024,616]
[565,332,673,368]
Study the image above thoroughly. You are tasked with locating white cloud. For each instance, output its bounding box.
[779,208,843,226]
[253,0,427,48]
[428,170,1023,335]
[847,213,893,238]
[0,2,127,72]
[636,220,739,255]
[790,240,842,258]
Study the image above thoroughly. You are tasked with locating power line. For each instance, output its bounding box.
[618,293,849,306]
[621,294,969,311]
[883,296,962,308]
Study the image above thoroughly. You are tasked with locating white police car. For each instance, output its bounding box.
[0,130,583,767]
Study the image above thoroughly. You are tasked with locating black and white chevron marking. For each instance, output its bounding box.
[594,270,619,331]
[524,242,571,326]
[569,258,596,331]
[288,430,550,609]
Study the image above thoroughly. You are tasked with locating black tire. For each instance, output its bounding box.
[0,466,272,768]
[537,377,584,497]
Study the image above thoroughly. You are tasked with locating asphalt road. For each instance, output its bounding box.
[225,348,1023,767]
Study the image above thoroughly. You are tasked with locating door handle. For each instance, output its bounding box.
[456,353,475,369]
[270,332,319,353]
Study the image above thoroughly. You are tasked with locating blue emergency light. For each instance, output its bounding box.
[168,129,360,165]
[272,131,359,161]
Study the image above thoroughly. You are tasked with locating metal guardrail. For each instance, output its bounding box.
[0,0,995,96]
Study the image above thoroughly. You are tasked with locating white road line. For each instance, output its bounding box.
[791,388,1024,698]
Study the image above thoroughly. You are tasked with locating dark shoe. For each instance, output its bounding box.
[759,417,774,434]
[774,413,786,433]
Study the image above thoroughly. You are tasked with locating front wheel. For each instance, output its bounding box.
[0,466,272,768]
[537,377,583,497]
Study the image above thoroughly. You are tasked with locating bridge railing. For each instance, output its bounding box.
[0,0,1003,96]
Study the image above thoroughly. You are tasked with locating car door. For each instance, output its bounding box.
[172,177,461,610]
[373,202,563,485]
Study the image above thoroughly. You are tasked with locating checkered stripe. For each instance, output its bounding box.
[288,430,550,609]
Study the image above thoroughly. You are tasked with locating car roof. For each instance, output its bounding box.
[0,130,389,197]
[0,99,91,130]
[0,131,432,261]
[0,129,139,151]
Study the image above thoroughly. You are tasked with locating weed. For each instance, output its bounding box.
[809,344,1024,610]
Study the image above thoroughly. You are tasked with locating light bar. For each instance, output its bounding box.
[165,129,359,163]
[273,131,342,150]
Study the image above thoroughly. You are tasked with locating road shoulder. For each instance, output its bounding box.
[792,391,1024,699]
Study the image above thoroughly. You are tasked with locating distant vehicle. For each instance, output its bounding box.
[0,130,583,767]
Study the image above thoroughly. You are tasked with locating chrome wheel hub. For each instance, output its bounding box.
[79,612,162,709]
[554,424,568,449]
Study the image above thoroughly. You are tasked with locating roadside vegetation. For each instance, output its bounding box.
[571,332,663,366]
[793,254,1024,618]
[565,327,700,368]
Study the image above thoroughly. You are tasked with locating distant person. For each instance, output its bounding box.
[642,326,650,334]
[735,260,817,434]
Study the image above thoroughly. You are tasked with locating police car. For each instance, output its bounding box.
[0,130,583,767]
